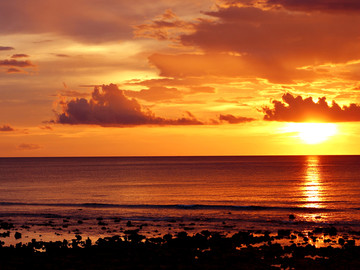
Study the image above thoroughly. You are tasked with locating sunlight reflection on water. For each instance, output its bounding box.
[302,156,323,209]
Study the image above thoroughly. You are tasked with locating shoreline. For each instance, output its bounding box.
[2,217,360,269]
[2,227,360,269]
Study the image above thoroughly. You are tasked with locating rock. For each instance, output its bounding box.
[329,227,338,236]
[14,232,22,239]
[338,238,345,245]
[126,221,133,227]
[277,229,291,238]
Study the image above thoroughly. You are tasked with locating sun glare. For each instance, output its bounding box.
[284,123,338,144]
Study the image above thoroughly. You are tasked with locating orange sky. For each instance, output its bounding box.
[1,0,360,156]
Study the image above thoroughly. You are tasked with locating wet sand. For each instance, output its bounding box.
[2,216,360,269]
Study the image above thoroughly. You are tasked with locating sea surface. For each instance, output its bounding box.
[1,156,360,243]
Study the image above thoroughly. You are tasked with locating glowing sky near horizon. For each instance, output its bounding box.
[1,0,360,156]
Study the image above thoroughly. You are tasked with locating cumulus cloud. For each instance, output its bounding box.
[262,93,360,122]
[219,114,255,123]
[54,84,203,126]
[0,46,14,51]
[17,143,41,150]
[0,124,15,131]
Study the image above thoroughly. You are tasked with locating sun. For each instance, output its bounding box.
[284,123,338,144]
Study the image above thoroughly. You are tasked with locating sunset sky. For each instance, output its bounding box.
[1,0,360,156]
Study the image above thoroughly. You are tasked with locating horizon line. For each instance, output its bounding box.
[1,154,359,158]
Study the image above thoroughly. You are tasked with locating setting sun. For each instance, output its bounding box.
[284,123,338,144]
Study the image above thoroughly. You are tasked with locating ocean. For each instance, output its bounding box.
[1,156,360,244]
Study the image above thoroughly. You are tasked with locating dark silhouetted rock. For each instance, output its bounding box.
[126,221,133,227]
[338,238,345,245]
[14,232,22,239]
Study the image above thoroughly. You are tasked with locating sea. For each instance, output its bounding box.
[1,156,360,244]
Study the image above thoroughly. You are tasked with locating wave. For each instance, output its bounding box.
[0,201,344,213]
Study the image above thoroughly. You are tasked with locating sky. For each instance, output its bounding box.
[1,0,360,156]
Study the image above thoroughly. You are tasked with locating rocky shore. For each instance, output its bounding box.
[2,218,360,269]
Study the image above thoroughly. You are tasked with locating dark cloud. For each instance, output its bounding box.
[0,46,14,51]
[54,84,203,126]
[17,143,41,150]
[0,59,35,67]
[262,93,360,122]
[219,114,255,124]
[11,54,29,58]
[267,0,360,12]
[0,124,15,131]
[124,86,183,102]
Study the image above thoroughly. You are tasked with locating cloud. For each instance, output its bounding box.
[0,0,133,43]
[128,78,218,96]
[11,54,29,58]
[39,125,53,130]
[148,53,315,84]
[124,86,183,102]
[6,68,24,74]
[266,0,360,12]
[1,58,36,74]
[219,114,255,123]
[0,0,211,44]
[0,124,15,131]
[17,143,41,150]
[0,46,14,51]
[141,5,358,83]
[54,84,203,126]
[134,9,194,41]
[0,59,35,67]
[262,93,360,122]
[182,6,360,65]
